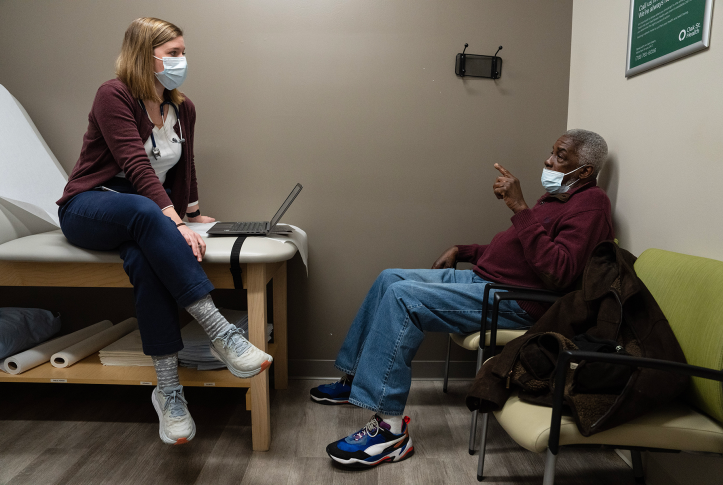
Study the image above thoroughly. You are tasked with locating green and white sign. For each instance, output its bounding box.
[626,0,713,77]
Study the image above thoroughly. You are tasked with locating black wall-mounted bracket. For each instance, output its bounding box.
[455,44,503,79]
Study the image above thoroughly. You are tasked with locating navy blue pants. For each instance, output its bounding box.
[59,191,214,355]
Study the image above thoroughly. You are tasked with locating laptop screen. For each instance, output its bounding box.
[269,183,303,229]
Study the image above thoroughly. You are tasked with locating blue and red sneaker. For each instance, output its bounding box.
[310,375,353,405]
[326,414,414,468]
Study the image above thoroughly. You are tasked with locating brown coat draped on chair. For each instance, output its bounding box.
[466,241,689,436]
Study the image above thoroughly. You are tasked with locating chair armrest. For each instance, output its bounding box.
[480,284,562,352]
[547,350,723,455]
[481,283,563,346]
[485,282,563,296]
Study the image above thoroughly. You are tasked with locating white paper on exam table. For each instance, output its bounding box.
[98,330,154,366]
[51,317,138,368]
[186,222,308,274]
[3,320,113,374]
[0,85,68,228]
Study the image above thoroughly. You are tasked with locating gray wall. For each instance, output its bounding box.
[568,1,723,482]
[568,0,723,262]
[0,0,573,377]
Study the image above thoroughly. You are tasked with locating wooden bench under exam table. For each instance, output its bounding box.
[0,224,297,451]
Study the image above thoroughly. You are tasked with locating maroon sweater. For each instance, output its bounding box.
[57,79,198,217]
[456,180,614,321]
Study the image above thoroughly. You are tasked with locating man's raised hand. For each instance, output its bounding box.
[492,163,529,214]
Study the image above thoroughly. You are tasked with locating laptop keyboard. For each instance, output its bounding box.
[230,222,266,232]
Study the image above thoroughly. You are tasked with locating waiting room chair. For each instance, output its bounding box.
[442,282,562,455]
[475,249,723,484]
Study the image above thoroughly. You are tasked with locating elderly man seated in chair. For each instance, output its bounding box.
[312,129,614,468]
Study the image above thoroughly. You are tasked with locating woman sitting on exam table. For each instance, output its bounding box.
[55,17,272,445]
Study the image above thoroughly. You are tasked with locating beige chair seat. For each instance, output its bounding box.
[0,229,298,264]
[450,329,528,351]
[495,391,723,454]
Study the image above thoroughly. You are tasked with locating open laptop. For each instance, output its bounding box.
[206,183,302,236]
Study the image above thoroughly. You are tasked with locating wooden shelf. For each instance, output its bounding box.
[0,343,277,388]
[0,258,288,451]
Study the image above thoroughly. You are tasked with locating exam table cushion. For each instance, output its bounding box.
[0,230,297,264]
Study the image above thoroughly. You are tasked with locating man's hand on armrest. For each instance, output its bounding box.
[432,246,459,269]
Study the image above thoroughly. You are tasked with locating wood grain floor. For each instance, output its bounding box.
[0,379,637,484]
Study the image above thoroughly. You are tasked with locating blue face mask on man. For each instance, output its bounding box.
[541,165,587,194]
[154,55,187,91]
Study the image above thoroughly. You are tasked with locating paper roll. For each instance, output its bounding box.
[50,317,138,369]
[3,320,113,374]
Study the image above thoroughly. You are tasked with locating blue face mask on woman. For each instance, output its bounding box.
[541,165,587,194]
[154,55,187,90]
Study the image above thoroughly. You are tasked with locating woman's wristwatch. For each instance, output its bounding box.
[186,209,201,218]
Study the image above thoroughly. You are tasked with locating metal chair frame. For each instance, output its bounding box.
[474,324,723,483]
[441,283,562,454]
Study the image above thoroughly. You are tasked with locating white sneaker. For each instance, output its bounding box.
[151,385,196,445]
[210,327,273,378]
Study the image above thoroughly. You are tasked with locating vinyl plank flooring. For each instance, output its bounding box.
[194,403,253,485]
[0,379,638,485]
[6,448,87,485]
[0,420,78,484]
[48,420,123,451]
[55,445,141,485]
[287,457,337,485]
[377,456,449,483]
[329,463,379,485]
[404,380,458,460]
[276,380,322,458]
[239,450,294,485]
[440,380,485,447]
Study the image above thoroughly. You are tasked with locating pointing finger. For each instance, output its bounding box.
[494,163,513,177]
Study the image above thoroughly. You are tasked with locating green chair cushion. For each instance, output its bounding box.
[634,249,723,425]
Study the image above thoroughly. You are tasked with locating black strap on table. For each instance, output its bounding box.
[229,236,247,290]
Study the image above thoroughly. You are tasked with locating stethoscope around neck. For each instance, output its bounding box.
[138,99,185,160]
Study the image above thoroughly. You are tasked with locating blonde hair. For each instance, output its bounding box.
[115,17,185,105]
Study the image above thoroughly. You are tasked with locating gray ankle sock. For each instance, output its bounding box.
[152,353,181,389]
[185,294,235,341]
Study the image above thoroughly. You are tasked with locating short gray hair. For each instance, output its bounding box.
[564,129,608,177]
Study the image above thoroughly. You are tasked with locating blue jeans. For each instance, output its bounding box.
[335,268,533,415]
[58,191,214,355]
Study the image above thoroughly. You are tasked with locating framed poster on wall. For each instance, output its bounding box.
[626,0,714,77]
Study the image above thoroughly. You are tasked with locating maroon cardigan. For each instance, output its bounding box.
[57,79,198,217]
[456,180,614,320]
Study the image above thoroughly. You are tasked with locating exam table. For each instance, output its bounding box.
[0,84,296,451]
